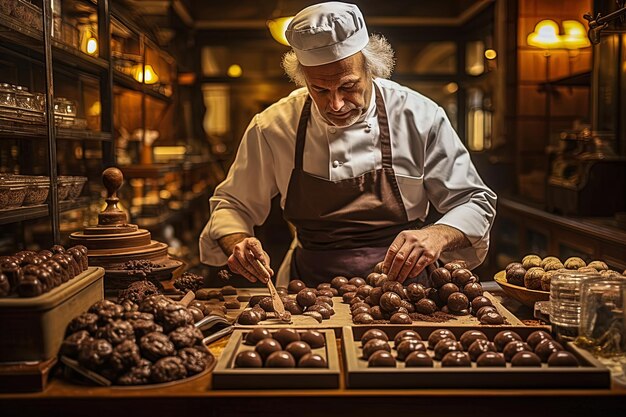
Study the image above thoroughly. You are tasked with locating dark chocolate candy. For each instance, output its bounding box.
[503,341,532,362]
[235,350,263,368]
[298,353,327,368]
[287,280,306,294]
[178,347,208,374]
[362,338,391,359]
[78,338,113,371]
[427,329,456,349]
[273,328,301,348]
[367,350,396,367]
[258,296,275,312]
[379,292,402,312]
[511,351,542,367]
[406,283,426,302]
[415,298,437,315]
[451,269,473,287]
[109,340,141,373]
[160,304,194,333]
[245,328,272,346]
[476,351,506,367]
[447,292,469,313]
[168,325,203,349]
[494,330,522,352]
[526,330,553,349]
[361,329,388,345]
[255,338,282,360]
[459,330,488,350]
[390,312,412,324]
[300,330,325,348]
[61,330,93,358]
[67,312,99,335]
[441,351,471,367]
[429,267,451,288]
[547,351,579,367]
[395,339,427,361]
[468,339,496,362]
[265,351,296,368]
[393,330,421,346]
[463,283,483,300]
[480,311,504,325]
[140,332,175,362]
[238,309,261,325]
[353,312,374,324]
[471,296,493,312]
[405,351,433,367]
[330,276,349,289]
[117,359,152,385]
[434,339,463,360]
[285,341,312,361]
[151,356,187,383]
[534,339,564,362]
[96,320,135,345]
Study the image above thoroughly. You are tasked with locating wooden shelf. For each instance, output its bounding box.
[0,197,90,226]
[0,122,112,142]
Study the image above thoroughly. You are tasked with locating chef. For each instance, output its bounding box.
[200,2,497,287]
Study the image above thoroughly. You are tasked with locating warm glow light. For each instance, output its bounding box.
[527,19,563,49]
[562,20,591,49]
[445,82,459,94]
[267,16,294,46]
[227,64,242,78]
[86,37,98,55]
[485,49,497,60]
[133,64,159,84]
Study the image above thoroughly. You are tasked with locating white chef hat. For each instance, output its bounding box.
[285,2,369,66]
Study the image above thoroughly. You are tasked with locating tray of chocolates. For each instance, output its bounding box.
[342,325,610,389]
[212,328,340,389]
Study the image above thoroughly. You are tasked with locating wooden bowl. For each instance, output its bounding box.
[494,270,549,308]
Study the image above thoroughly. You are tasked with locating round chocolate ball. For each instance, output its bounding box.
[428,329,456,349]
[238,309,261,325]
[480,312,504,325]
[382,281,405,298]
[463,283,484,300]
[349,277,366,287]
[296,289,317,308]
[405,351,434,367]
[362,338,391,359]
[255,338,281,360]
[511,351,542,367]
[506,262,524,272]
[235,351,263,368]
[342,292,357,303]
[370,306,384,320]
[415,298,437,315]
[451,268,473,287]
[438,283,460,304]
[430,268,451,288]
[460,330,488,350]
[339,284,358,296]
[244,328,272,346]
[396,339,427,361]
[373,261,385,274]
[468,339,497,362]
[361,329,388,345]
[251,306,267,321]
[447,292,469,313]
[284,300,304,315]
[394,330,421,346]
[287,280,306,294]
[434,339,463,360]
[351,302,370,312]
[330,276,349,289]
[352,306,371,316]
[273,329,300,349]
[366,272,381,286]
[298,353,327,368]
[406,283,426,302]
[441,351,471,367]
[471,296,493,313]
[356,285,373,299]
[503,341,532,362]
[475,305,497,319]
[317,283,332,290]
[367,350,396,367]
[494,331,522,352]
[316,296,334,307]
[306,304,332,319]
[258,297,275,312]
[534,339,564,362]
[265,351,296,368]
[476,351,506,367]
[389,312,412,324]
[547,351,579,367]
[300,330,325,348]
[285,341,312,361]
[353,312,374,324]
[369,287,383,305]
[526,330,553,349]
[400,300,415,314]
[349,297,365,306]
[379,292,402,313]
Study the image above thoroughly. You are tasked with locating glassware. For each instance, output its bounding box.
[549,270,600,341]
[0,83,16,107]
[14,85,35,110]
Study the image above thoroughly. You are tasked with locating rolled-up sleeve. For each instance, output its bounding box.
[423,107,497,269]
[199,116,279,266]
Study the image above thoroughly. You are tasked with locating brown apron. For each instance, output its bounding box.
[283,84,423,286]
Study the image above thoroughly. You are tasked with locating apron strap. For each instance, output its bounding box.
[373,83,393,169]
[294,96,312,170]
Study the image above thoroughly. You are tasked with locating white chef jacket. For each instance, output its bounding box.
[199,78,497,284]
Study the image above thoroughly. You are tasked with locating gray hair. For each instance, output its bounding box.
[282,34,395,87]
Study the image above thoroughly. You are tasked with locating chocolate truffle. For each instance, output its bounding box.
[369,287,383,305]
[339,284,358,296]
[441,351,471,367]
[400,300,416,313]
[370,306,385,320]
[178,347,208,374]
[258,296,275,312]
[460,330,488,350]
[245,328,272,345]
[480,311,504,325]
[238,309,261,325]
[89,300,124,324]
[390,312,412,324]
[61,330,93,358]
[330,276,349,289]
[379,292,402,312]
[235,350,263,368]
[342,292,357,303]
[468,339,497,361]
[494,331,522,352]
[471,296,493,313]
[415,298,437,315]
[405,283,426,302]
[382,281,405,298]
[300,330,325,348]
[266,351,296,368]
[534,339,564,362]
[255,338,282,360]
[476,351,506,367]
[451,269,473,287]
[428,329,456,349]
[298,353,327,368]
[224,300,241,310]
[109,340,142,373]
[405,351,434,367]
[287,280,306,294]
[285,341,312,361]
[394,330,421,346]
[526,330,553,349]
[306,304,332,319]
[361,329,388,345]
[352,306,371,316]
[353,313,374,324]
[506,267,526,286]
[522,254,542,269]
[367,350,396,367]
[463,283,483,301]
[447,292,469,313]
[356,285,373,299]
[430,268,452,288]
[362,338,391,359]
[316,296,334,307]
[129,319,163,338]
[273,328,300,349]
[438,283,460,304]
[296,289,317,308]
[169,326,203,349]
[151,356,187,383]
[434,339,463,360]
[396,339,427,361]
[503,341,532,362]
[78,338,113,370]
[67,312,99,335]
[547,351,579,367]
[475,305,497,320]
[117,359,152,385]
[284,300,304,315]
[511,351,542,367]
[96,320,136,345]
[140,332,175,362]
[349,277,366,287]
[160,304,194,333]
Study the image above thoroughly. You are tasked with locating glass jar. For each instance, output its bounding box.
[0,83,16,107]
[14,85,35,110]
[577,276,626,356]
[549,270,600,341]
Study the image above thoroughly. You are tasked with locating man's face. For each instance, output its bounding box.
[302,53,372,127]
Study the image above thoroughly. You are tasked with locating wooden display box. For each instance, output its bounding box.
[0,267,104,362]
[212,329,340,389]
[342,325,611,389]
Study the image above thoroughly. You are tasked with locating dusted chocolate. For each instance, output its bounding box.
[67,312,99,335]
[415,298,437,315]
[287,280,306,294]
[480,311,504,325]
[361,329,388,345]
[367,350,396,367]
[255,338,282,360]
[427,329,456,349]
[151,356,187,383]
[238,309,261,325]
[390,312,412,324]
[441,351,471,367]
[534,339,564,362]
[140,332,175,362]
[300,330,325,348]
[178,347,208,374]
[266,351,296,368]
[447,292,469,313]
[298,353,327,368]
[117,359,152,385]
[61,330,93,358]
[494,331,522,352]
[285,341,312,361]
[380,292,402,312]
[395,339,427,361]
[405,351,433,367]
[273,329,301,349]
[394,330,421,346]
[522,254,542,269]
[109,340,141,373]
[547,351,579,367]
[96,320,135,345]
[169,326,203,349]
[526,330,553,349]
[468,339,496,361]
[503,341,532,362]
[430,268,451,288]
[362,338,391,359]
[511,351,541,367]
[459,330,488,350]
[434,339,463,360]
[476,351,506,367]
[245,328,272,345]
[78,338,113,370]
[235,350,263,368]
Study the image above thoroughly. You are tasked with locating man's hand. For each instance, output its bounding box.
[383,225,470,283]
[218,234,274,283]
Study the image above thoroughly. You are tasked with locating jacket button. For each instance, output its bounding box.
[332,160,340,168]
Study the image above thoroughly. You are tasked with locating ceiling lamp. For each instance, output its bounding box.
[527,19,563,49]
[267,16,294,46]
[561,20,591,49]
[132,64,159,84]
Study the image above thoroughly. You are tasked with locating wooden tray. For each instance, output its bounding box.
[342,325,611,389]
[494,270,550,308]
[212,329,340,389]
